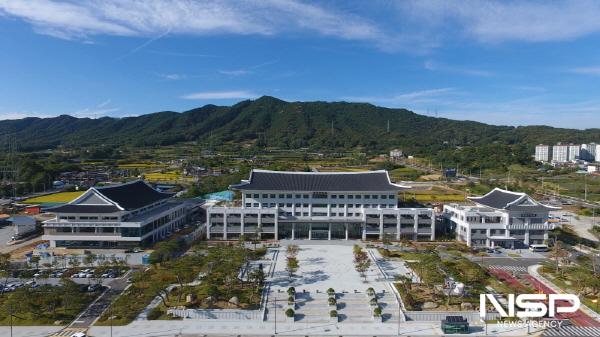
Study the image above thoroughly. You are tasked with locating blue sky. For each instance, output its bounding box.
[1,0,600,128]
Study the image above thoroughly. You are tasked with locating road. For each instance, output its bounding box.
[68,274,130,328]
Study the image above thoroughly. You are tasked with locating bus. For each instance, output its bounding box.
[529,244,549,252]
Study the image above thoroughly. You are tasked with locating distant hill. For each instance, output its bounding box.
[2,96,600,155]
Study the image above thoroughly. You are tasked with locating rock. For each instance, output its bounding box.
[461,302,473,310]
[228,296,240,306]
[53,320,63,325]
[422,302,438,309]
[186,293,196,303]
[202,296,214,305]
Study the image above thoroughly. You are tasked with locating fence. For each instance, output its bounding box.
[168,308,263,320]
[404,310,500,322]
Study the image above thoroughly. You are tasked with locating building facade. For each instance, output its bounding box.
[206,170,435,241]
[552,144,570,163]
[534,144,551,162]
[568,144,580,162]
[443,188,558,249]
[43,180,194,248]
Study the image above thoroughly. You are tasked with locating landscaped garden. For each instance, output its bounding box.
[388,248,529,311]
[0,280,99,325]
[96,243,267,325]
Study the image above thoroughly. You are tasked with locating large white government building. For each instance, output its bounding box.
[43,181,195,248]
[206,169,435,241]
[443,188,558,249]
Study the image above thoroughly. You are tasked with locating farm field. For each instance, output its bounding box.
[23,191,84,203]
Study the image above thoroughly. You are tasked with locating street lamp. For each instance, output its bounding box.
[592,298,599,313]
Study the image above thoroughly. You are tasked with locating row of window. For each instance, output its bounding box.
[245,203,396,208]
[245,193,396,200]
[59,216,119,221]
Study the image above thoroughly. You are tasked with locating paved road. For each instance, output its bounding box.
[69,272,131,328]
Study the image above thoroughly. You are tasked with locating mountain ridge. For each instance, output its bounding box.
[1,96,599,153]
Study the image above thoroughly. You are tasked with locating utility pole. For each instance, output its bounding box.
[584,174,588,201]
[274,297,277,334]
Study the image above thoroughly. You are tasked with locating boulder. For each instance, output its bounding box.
[186,293,196,303]
[229,296,240,306]
[461,302,473,310]
[422,302,439,309]
[202,296,214,305]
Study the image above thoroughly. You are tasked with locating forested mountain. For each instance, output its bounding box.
[2,96,599,158]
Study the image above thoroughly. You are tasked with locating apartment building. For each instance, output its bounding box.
[552,144,570,163]
[443,188,558,249]
[534,144,551,162]
[206,170,435,241]
[568,144,580,161]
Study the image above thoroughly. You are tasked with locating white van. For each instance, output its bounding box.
[529,244,549,252]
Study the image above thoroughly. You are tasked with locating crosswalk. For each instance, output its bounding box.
[488,265,528,273]
[49,327,87,337]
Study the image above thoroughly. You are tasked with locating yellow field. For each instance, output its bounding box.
[24,191,84,203]
[144,171,185,182]
[118,163,167,169]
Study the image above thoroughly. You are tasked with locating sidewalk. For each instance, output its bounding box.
[528,264,600,325]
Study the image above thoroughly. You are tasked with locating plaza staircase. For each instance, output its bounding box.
[270,290,400,324]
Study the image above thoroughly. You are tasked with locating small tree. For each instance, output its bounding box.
[286,244,299,258]
[288,296,295,305]
[328,297,337,306]
[287,286,296,295]
[327,288,335,296]
[373,306,382,317]
[354,250,371,280]
[286,257,299,278]
[285,308,295,317]
[329,310,338,317]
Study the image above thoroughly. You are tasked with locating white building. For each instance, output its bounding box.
[43,180,196,248]
[443,188,558,249]
[389,149,404,160]
[552,144,570,163]
[207,170,435,241]
[581,143,598,162]
[568,144,580,162]
[534,144,551,162]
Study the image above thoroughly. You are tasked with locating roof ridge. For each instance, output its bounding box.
[252,169,388,175]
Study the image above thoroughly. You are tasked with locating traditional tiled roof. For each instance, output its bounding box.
[468,188,558,210]
[49,180,173,214]
[231,169,407,191]
[95,180,172,210]
[48,204,121,213]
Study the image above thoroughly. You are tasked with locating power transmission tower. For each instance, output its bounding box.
[0,132,18,197]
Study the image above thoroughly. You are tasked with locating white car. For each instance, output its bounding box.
[71,332,87,337]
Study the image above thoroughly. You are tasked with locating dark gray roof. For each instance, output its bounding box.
[231,170,405,191]
[48,204,121,214]
[468,188,524,209]
[95,180,173,210]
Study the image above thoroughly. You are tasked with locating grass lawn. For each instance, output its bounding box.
[23,191,84,203]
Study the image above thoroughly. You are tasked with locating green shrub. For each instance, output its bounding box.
[147,307,164,320]
[285,308,295,317]
[288,296,295,304]
[328,297,337,305]
[287,287,296,295]
[329,310,338,317]
[373,306,382,317]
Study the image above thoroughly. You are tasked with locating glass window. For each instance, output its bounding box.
[245,194,251,198]
[245,203,251,207]
[365,195,371,199]
[278,194,284,198]
[381,195,387,199]
[286,203,292,207]
[253,194,259,198]
[270,194,276,198]
[348,195,354,199]
[355,204,360,208]
[295,194,301,198]
[262,194,268,198]
[261,203,268,207]
[356,195,362,199]
[331,195,337,199]
[339,195,345,199]
[372,195,378,199]
[286,194,292,198]
[295,203,301,207]
[303,203,308,207]
[278,203,284,207]
[303,194,309,199]
[253,203,259,207]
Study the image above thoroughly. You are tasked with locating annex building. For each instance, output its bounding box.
[443,188,558,249]
[206,169,435,241]
[43,180,194,248]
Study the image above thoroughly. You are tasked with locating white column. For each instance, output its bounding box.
[308,224,312,240]
[396,213,401,240]
[292,223,295,240]
[240,214,245,237]
[430,213,435,240]
[206,211,211,239]
[274,215,279,240]
[379,213,384,240]
[413,214,419,241]
[223,213,228,240]
[328,223,331,240]
[345,223,348,240]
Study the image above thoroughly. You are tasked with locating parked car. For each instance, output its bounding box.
[87,284,101,292]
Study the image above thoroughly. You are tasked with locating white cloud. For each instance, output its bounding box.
[219,69,252,76]
[0,0,392,48]
[401,0,600,43]
[158,73,187,80]
[180,90,257,100]
[342,88,458,105]
[424,60,493,77]
[72,99,119,118]
[568,67,600,75]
